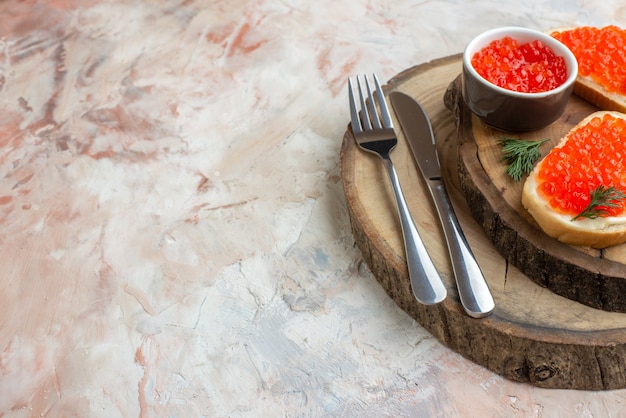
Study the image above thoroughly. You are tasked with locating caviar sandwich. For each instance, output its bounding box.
[522,111,626,248]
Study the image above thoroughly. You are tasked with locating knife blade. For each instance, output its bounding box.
[389,91,495,318]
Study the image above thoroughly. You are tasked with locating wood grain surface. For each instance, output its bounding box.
[340,54,626,390]
[447,73,626,314]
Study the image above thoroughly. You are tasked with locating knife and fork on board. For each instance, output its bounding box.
[348,74,495,318]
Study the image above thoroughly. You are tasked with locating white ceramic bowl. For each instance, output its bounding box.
[462,26,578,132]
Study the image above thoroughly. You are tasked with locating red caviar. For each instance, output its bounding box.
[537,114,626,216]
[471,36,568,93]
[552,26,626,95]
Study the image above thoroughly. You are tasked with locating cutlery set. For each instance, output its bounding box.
[348,74,495,318]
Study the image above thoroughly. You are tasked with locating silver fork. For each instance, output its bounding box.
[348,74,447,305]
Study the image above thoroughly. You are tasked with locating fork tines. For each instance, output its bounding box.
[348,74,394,134]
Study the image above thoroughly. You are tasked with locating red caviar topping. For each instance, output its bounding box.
[552,26,626,95]
[471,36,568,93]
[537,114,626,216]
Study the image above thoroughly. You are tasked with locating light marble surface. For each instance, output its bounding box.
[1,0,626,416]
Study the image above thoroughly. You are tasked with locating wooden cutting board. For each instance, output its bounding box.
[340,54,626,390]
[449,73,626,314]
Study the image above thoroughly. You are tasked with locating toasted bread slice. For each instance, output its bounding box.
[573,76,626,113]
[522,111,626,248]
[550,27,626,113]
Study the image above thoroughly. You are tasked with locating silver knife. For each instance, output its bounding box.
[390,91,495,318]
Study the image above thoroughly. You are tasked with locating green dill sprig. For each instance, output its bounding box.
[571,185,626,221]
[497,137,548,181]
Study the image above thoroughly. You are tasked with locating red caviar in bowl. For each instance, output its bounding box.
[471,36,568,93]
[551,26,626,95]
[537,114,626,216]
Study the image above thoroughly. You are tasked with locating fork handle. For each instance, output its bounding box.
[426,179,495,318]
[381,156,447,305]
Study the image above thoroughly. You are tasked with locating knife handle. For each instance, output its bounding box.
[427,179,495,318]
[381,156,447,305]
